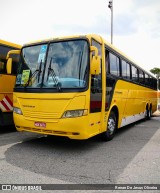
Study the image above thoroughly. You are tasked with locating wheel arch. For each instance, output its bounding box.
[109,105,119,128]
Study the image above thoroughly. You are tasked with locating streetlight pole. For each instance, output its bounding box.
[108,0,113,44]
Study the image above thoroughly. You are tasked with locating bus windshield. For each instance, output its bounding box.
[15,39,89,91]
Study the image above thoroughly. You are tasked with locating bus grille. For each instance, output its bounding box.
[23,110,61,119]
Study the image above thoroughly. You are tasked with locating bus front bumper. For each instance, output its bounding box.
[14,113,91,140]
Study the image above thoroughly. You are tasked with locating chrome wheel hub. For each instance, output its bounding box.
[108,117,115,135]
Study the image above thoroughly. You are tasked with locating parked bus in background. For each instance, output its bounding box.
[158,90,160,111]
[0,40,21,126]
[8,34,157,140]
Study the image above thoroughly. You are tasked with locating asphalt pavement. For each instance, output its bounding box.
[0,114,160,193]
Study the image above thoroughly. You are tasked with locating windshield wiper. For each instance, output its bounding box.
[47,57,61,91]
[78,51,83,87]
[38,59,42,82]
[24,60,42,88]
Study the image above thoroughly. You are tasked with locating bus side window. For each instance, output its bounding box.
[152,77,155,89]
[139,70,145,84]
[109,52,120,76]
[121,60,127,78]
[145,74,149,87]
[121,60,131,80]
[126,63,131,79]
[106,74,116,110]
[105,51,116,110]
[132,65,138,82]
[0,60,5,73]
[148,76,152,87]
[105,50,109,73]
[0,45,7,74]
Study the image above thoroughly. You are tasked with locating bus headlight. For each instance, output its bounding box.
[13,107,23,115]
[62,109,88,118]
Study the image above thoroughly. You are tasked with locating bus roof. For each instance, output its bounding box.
[0,39,22,49]
[23,34,86,46]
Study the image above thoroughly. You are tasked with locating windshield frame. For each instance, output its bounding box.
[14,37,90,93]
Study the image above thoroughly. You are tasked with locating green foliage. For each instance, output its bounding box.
[150,67,160,79]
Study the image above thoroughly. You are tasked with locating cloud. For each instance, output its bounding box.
[114,13,137,35]
[52,16,110,36]
[133,0,160,8]
[0,0,160,72]
[109,0,160,40]
[131,0,160,39]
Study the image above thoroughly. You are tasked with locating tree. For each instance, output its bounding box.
[150,67,160,90]
[150,67,160,79]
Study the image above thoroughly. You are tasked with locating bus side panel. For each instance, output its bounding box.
[110,80,157,128]
[0,74,16,94]
[0,74,16,126]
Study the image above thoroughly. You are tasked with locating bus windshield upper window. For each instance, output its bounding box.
[16,44,47,87]
[15,40,89,90]
[44,40,89,89]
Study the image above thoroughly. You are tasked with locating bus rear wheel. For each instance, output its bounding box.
[145,106,152,120]
[101,111,117,141]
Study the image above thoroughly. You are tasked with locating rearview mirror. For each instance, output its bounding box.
[6,49,20,74]
[6,50,20,59]
[90,46,100,75]
[90,56,101,75]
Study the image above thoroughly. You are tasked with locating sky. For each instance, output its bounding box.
[0,0,160,72]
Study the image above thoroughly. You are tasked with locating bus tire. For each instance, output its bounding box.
[101,111,117,141]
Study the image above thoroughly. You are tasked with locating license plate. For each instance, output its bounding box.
[34,122,46,128]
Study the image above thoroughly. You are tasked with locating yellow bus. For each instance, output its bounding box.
[0,40,21,126]
[158,90,160,111]
[10,34,157,140]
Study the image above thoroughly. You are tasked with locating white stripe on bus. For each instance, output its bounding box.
[0,103,7,111]
[3,97,13,110]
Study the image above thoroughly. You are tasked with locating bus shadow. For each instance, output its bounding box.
[4,117,160,184]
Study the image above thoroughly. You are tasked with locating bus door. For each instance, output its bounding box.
[89,40,102,135]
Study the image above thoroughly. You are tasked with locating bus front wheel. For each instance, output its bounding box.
[101,111,117,141]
